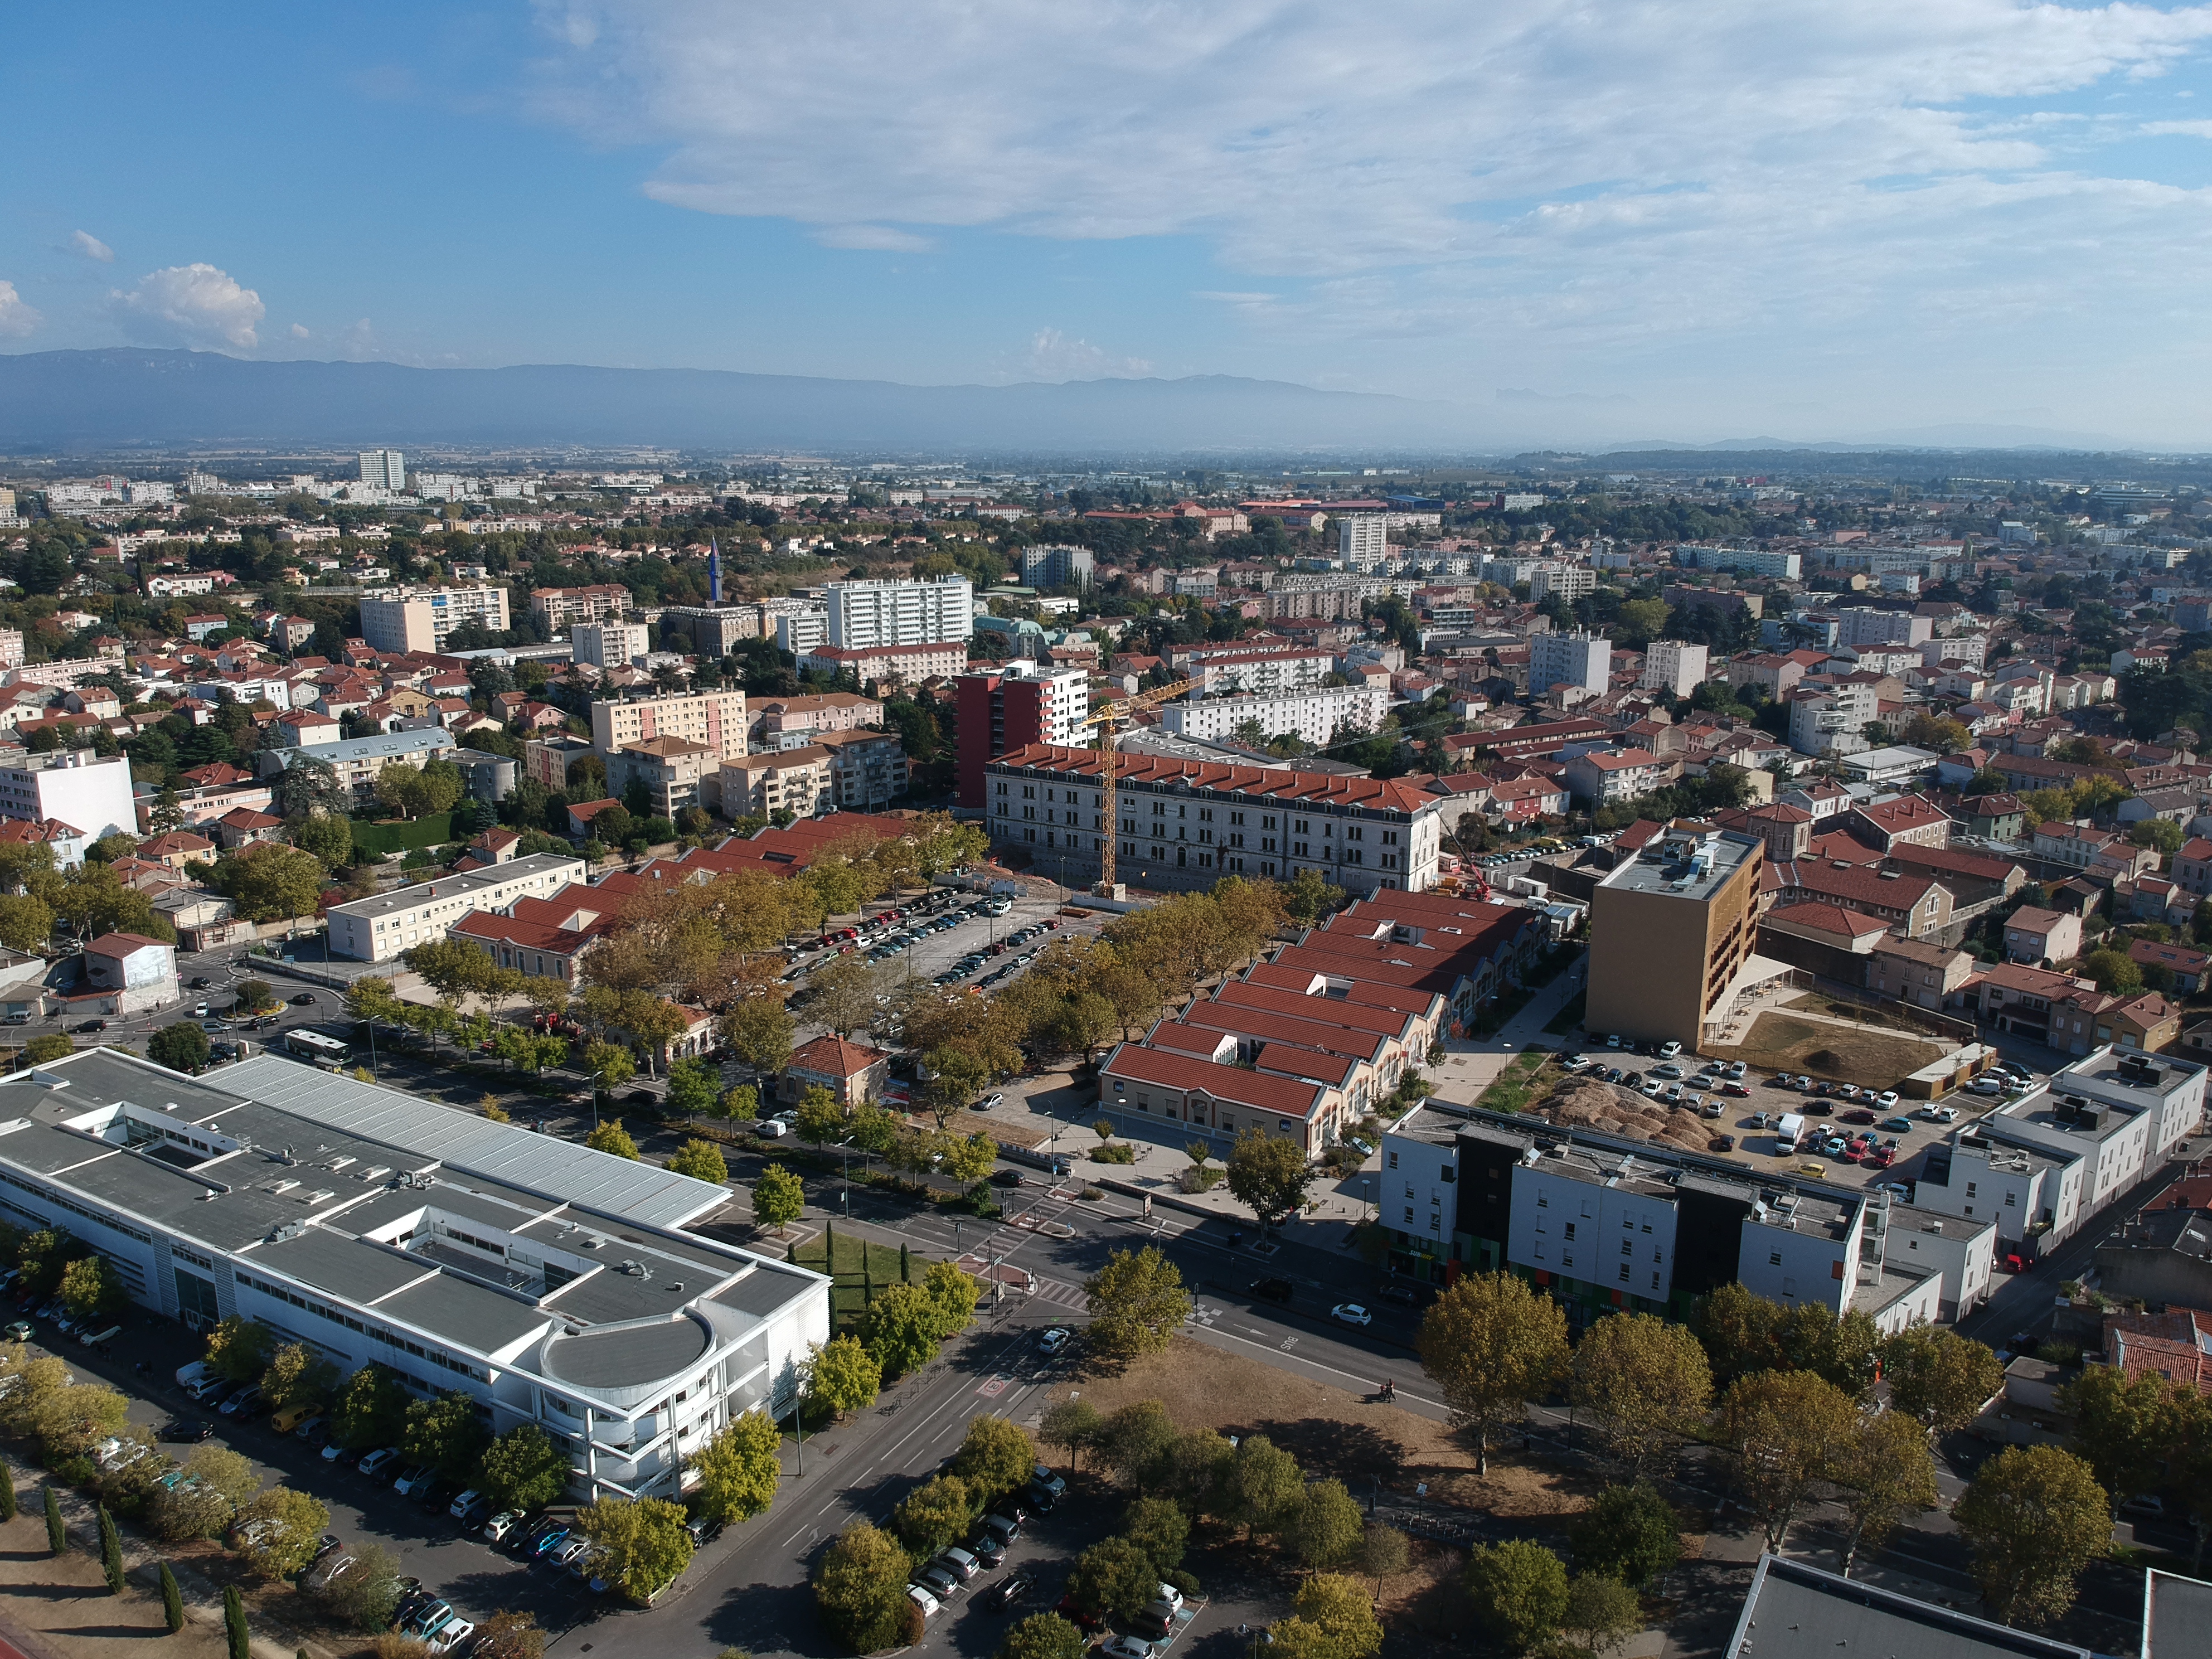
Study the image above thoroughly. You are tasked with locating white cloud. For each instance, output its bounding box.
[0,282,41,338]
[813,224,933,251]
[109,264,265,351]
[69,231,114,264]
[1015,328,1154,380]
[525,0,2212,416]
[290,322,311,339]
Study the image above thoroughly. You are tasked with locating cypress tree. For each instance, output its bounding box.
[99,1504,124,1593]
[823,1220,836,1277]
[862,1255,873,1306]
[0,1459,14,1520]
[785,1239,795,1265]
[43,1482,65,1554]
[223,1584,249,1659]
[900,1243,911,1283]
[161,1561,185,1632]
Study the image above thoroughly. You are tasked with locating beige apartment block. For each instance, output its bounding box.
[357,585,511,654]
[710,746,833,820]
[1587,823,1769,1047]
[608,735,717,819]
[590,689,749,761]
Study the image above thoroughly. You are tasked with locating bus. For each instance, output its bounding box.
[285,1029,351,1069]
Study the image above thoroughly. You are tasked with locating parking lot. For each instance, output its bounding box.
[1565,1044,2036,1195]
[788,889,1107,1012]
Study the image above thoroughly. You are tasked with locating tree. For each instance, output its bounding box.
[1123,1495,1191,1577]
[224,1584,249,1659]
[1570,1313,1712,1480]
[996,1614,1087,1659]
[720,998,794,1073]
[272,757,348,821]
[892,1473,975,1555]
[1359,1524,1410,1597]
[856,1282,947,1376]
[2132,817,2185,856]
[1226,1432,1305,1540]
[237,1486,331,1579]
[205,1316,276,1382]
[59,1256,126,1320]
[161,1561,185,1632]
[259,1342,338,1411]
[43,1481,65,1554]
[1069,1535,1157,1622]
[480,1423,567,1512]
[1569,1485,1681,1588]
[1268,1574,1383,1659]
[2059,1362,2181,1506]
[1953,1445,2111,1628]
[2082,948,2143,995]
[573,1495,695,1603]
[586,1118,640,1159]
[148,1021,212,1074]
[1833,1410,1937,1577]
[220,845,329,921]
[689,1410,781,1523]
[1466,1540,1571,1653]
[1102,1400,1180,1490]
[0,894,54,953]
[585,1041,636,1102]
[403,1391,491,1481]
[1561,1574,1642,1658]
[1884,1326,2004,1435]
[795,1083,846,1147]
[330,1363,408,1450]
[810,954,888,1039]
[0,1462,12,1521]
[1418,1271,1570,1474]
[22,1032,72,1065]
[1039,1398,1102,1472]
[814,1521,911,1652]
[1225,1126,1314,1231]
[469,1611,547,1659]
[1285,867,1346,924]
[294,812,353,871]
[923,1259,981,1337]
[1719,1370,1860,1551]
[753,1163,804,1234]
[1292,1477,1367,1570]
[667,1138,729,1184]
[921,1045,993,1128]
[664,1055,719,1118]
[718,1083,759,1121]
[952,1414,1037,1505]
[806,1335,881,1418]
[1083,1245,1192,1361]
[99,1503,124,1593]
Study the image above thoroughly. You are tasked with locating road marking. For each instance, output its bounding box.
[977,1375,1008,1398]
[1189,1321,1445,1411]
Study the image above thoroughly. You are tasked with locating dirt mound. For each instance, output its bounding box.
[1535,1078,1713,1153]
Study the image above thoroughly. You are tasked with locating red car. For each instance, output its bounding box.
[1054,1597,1105,1633]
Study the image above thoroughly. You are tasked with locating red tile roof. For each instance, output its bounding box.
[1101,1044,1327,1117]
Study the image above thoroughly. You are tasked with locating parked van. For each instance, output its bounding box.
[175,1360,215,1391]
[1775,1113,1806,1154]
[270,1402,314,1435]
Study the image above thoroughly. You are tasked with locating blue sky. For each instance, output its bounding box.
[9,1,2212,445]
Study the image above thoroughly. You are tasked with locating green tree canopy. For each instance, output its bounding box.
[1953,1445,2111,1629]
[1465,1541,1571,1653]
[480,1423,567,1512]
[573,1493,695,1603]
[688,1410,782,1524]
[1419,1271,1570,1473]
[1083,1245,1192,1361]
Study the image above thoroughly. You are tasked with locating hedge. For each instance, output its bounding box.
[348,812,455,855]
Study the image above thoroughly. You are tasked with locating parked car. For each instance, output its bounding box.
[391,1463,435,1497]
[357,1447,402,1478]
[1331,1303,1372,1327]
[987,1571,1036,1612]
[1710,1135,1736,1152]
[1376,1280,1418,1306]
[482,1511,523,1544]
[938,1545,981,1582]
[906,1584,943,1619]
[289,993,317,1006]
[1250,1277,1294,1303]
[1880,1115,1915,1132]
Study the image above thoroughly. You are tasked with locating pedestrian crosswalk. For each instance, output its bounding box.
[1031,1277,1088,1309]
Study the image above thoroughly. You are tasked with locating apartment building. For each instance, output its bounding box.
[954,661,1089,807]
[1588,824,1767,1046]
[1638,640,1709,698]
[256,729,458,807]
[606,736,718,819]
[0,1047,827,1506]
[572,621,650,669]
[357,585,510,654]
[795,641,969,686]
[1158,684,1389,748]
[824,576,973,650]
[1562,748,1663,805]
[326,851,587,963]
[1021,545,1095,589]
[357,449,406,490]
[1528,630,1612,697]
[749,693,884,747]
[1177,645,1335,697]
[814,730,906,812]
[1674,544,1803,579]
[1338,513,1388,562]
[774,610,828,656]
[0,750,138,842]
[1383,1104,1957,1327]
[1529,564,1597,604]
[710,748,833,820]
[590,690,749,763]
[985,743,1444,897]
[1786,682,1878,758]
[1835,607,1934,649]
[530,584,631,632]
[657,605,759,657]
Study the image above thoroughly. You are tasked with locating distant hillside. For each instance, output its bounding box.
[0,349,1482,454]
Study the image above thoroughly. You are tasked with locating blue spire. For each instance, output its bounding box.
[709,535,722,604]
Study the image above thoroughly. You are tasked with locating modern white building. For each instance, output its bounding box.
[357,450,407,491]
[0,1047,828,1505]
[1638,640,1710,698]
[1160,685,1390,748]
[1674,544,1802,580]
[1529,564,1596,604]
[326,852,588,963]
[1020,546,1094,589]
[824,577,973,651]
[572,621,651,670]
[256,729,458,807]
[1528,630,1612,696]
[0,751,139,842]
[358,585,511,654]
[1338,514,1388,563]
[774,610,828,656]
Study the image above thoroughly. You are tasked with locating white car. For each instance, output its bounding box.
[1039,1327,1073,1355]
[906,1584,942,1619]
[1331,1303,1372,1327]
[1103,1639,1158,1659]
[428,1622,474,1655]
[1658,1040,1682,1058]
[979,1093,1006,1110]
[1154,1583,1186,1613]
[1874,1091,1900,1109]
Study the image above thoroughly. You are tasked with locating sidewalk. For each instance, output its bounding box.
[1428,952,1589,1106]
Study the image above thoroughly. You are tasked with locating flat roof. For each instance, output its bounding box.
[544,1317,710,1390]
[1599,826,1760,902]
[324,853,586,924]
[1728,1555,2093,1659]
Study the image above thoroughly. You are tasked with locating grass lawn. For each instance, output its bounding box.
[788,1226,920,1328]
[1729,1011,1947,1089]
[1477,1045,1555,1113]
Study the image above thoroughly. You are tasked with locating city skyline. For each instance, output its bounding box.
[7,1,2212,447]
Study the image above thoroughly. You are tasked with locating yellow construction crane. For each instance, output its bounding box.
[1079,677,1197,894]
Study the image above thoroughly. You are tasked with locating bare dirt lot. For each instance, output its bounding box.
[1725,1010,1947,1088]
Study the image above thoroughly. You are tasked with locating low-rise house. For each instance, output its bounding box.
[1866,935,1975,1011]
[137,829,217,871]
[2032,820,2117,868]
[210,807,285,851]
[2127,937,2210,994]
[779,1035,893,1107]
[80,931,178,1016]
[2003,905,2082,966]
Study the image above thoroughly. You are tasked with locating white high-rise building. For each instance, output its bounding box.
[824,576,973,650]
[1338,514,1388,564]
[1529,630,1613,696]
[1639,640,1710,698]
[572,621,651,669]
[357,449,406,491]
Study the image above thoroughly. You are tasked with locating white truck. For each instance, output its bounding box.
[1775,1113,1806,1155]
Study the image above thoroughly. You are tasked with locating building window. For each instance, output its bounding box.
[1768,1250,1782,1265]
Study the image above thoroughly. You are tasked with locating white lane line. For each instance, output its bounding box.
[1187,1321,1445,1412]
